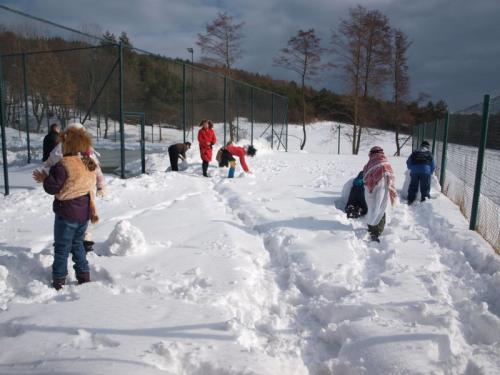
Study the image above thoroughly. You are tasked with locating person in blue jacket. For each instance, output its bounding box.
[406,140,435,204]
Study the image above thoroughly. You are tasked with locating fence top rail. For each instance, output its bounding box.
[0,44,118,58]
[0,5,288,102]
[0,4,103,44]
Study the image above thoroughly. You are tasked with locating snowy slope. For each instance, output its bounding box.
[0,123,499,374]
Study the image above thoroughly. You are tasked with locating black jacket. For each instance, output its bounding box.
[42,131,59,162]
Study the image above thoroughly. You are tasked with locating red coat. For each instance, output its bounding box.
[226,144,249,172]
[198,127,217,162]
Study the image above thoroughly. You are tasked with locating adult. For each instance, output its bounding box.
[38,126,99,290]
[197,119,217,177]
[168,142,191,171]
[363,146,397,242]
[224,143,257,175]
[42,123,60,162]
[406,140,435,204]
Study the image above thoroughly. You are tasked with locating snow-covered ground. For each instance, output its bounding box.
[0,122,499,374]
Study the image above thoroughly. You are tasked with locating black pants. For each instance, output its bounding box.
[408,173,431,203]
[219,149,235,167]
[168,146,179,171]
[202,161,209,176]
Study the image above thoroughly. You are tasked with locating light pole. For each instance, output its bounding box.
[187,48,194,142]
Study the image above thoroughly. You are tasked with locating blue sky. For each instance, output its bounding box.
[1,0,499,110]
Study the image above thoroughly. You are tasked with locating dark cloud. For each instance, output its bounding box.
[1,0,498,110]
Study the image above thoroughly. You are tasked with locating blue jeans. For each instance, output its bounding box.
[52,215,89,279]
[408,173,431,203]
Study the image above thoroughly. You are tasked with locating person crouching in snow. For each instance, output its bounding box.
[197,119,217,177]
[406,140,435,204]
[33,122,106,253]
[363,146,397,242]
[224,143,257,177]
[168,141,191,171]
[345,171,368,219]
[37,126,99,290]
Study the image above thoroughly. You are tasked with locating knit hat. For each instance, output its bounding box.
[421,140,430,148]
[369,146,384,155]
[247,145,257,157]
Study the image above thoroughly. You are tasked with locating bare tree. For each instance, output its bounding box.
[274,29,324,150]
[391,29,411,155]
[196,11,244,76]
[331,5,392,154]
[197,12,244,141]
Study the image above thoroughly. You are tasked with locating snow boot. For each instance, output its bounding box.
[83,240,95,253]
[370,234,380,243]
[76,272,90,285]
[346,205,361,219]
[52,278,66,291]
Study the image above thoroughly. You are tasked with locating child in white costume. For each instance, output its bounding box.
[363,146,397,242]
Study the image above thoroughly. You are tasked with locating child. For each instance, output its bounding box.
[345,171,368,219]
[39,126,99,290]
[168,142,191,171]
[224,143,257,177]
[33,122,105,253]
[363,146,397,242]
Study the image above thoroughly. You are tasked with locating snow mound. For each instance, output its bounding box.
[104,220,147,256]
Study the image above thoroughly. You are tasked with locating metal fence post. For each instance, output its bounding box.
[0,56,9,195]
[337,124,341,154]
[118,42,125,179]
[251,87,254,146]
[285,98,288,152]
[439,113,449,189]
[182,63,186,143]
[470,95,490,230]
[22,53,31,163]
[223,76,227,146]
[141,116,145,174]
[271,93,275,149]
[432,119,438,156]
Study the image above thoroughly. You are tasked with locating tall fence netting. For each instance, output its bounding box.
[413,96,500,251]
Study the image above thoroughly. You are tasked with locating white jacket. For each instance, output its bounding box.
[364,174,393,226]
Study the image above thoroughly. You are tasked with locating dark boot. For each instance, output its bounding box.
[76,272,90,285]
[52,278,66,291]
[202,161,209,177]
[83,240,94,253]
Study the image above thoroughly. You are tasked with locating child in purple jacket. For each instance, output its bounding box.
[38,127,99,290]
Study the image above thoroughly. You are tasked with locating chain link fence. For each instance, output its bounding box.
[412,95,499,252]
[0,5,288,189]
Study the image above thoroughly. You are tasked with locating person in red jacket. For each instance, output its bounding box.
[225,143,257,175]
[197,119,217,177]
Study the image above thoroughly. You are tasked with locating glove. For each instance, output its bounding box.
[96,187,107,198]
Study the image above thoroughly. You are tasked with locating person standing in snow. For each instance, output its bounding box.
[42,123,60,162]
[363,146,397,242]
[33,122,106,253]
[223,143,257,176]
[406,140,435,204]
[168,142,191,171]
[197,119,217,177]
[37,126,99,290]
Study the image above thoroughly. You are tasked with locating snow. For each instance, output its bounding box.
[0,121,499,374]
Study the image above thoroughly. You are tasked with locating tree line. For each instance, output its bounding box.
[0,6,447,154]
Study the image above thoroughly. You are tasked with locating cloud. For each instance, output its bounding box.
[1,0,498,110]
